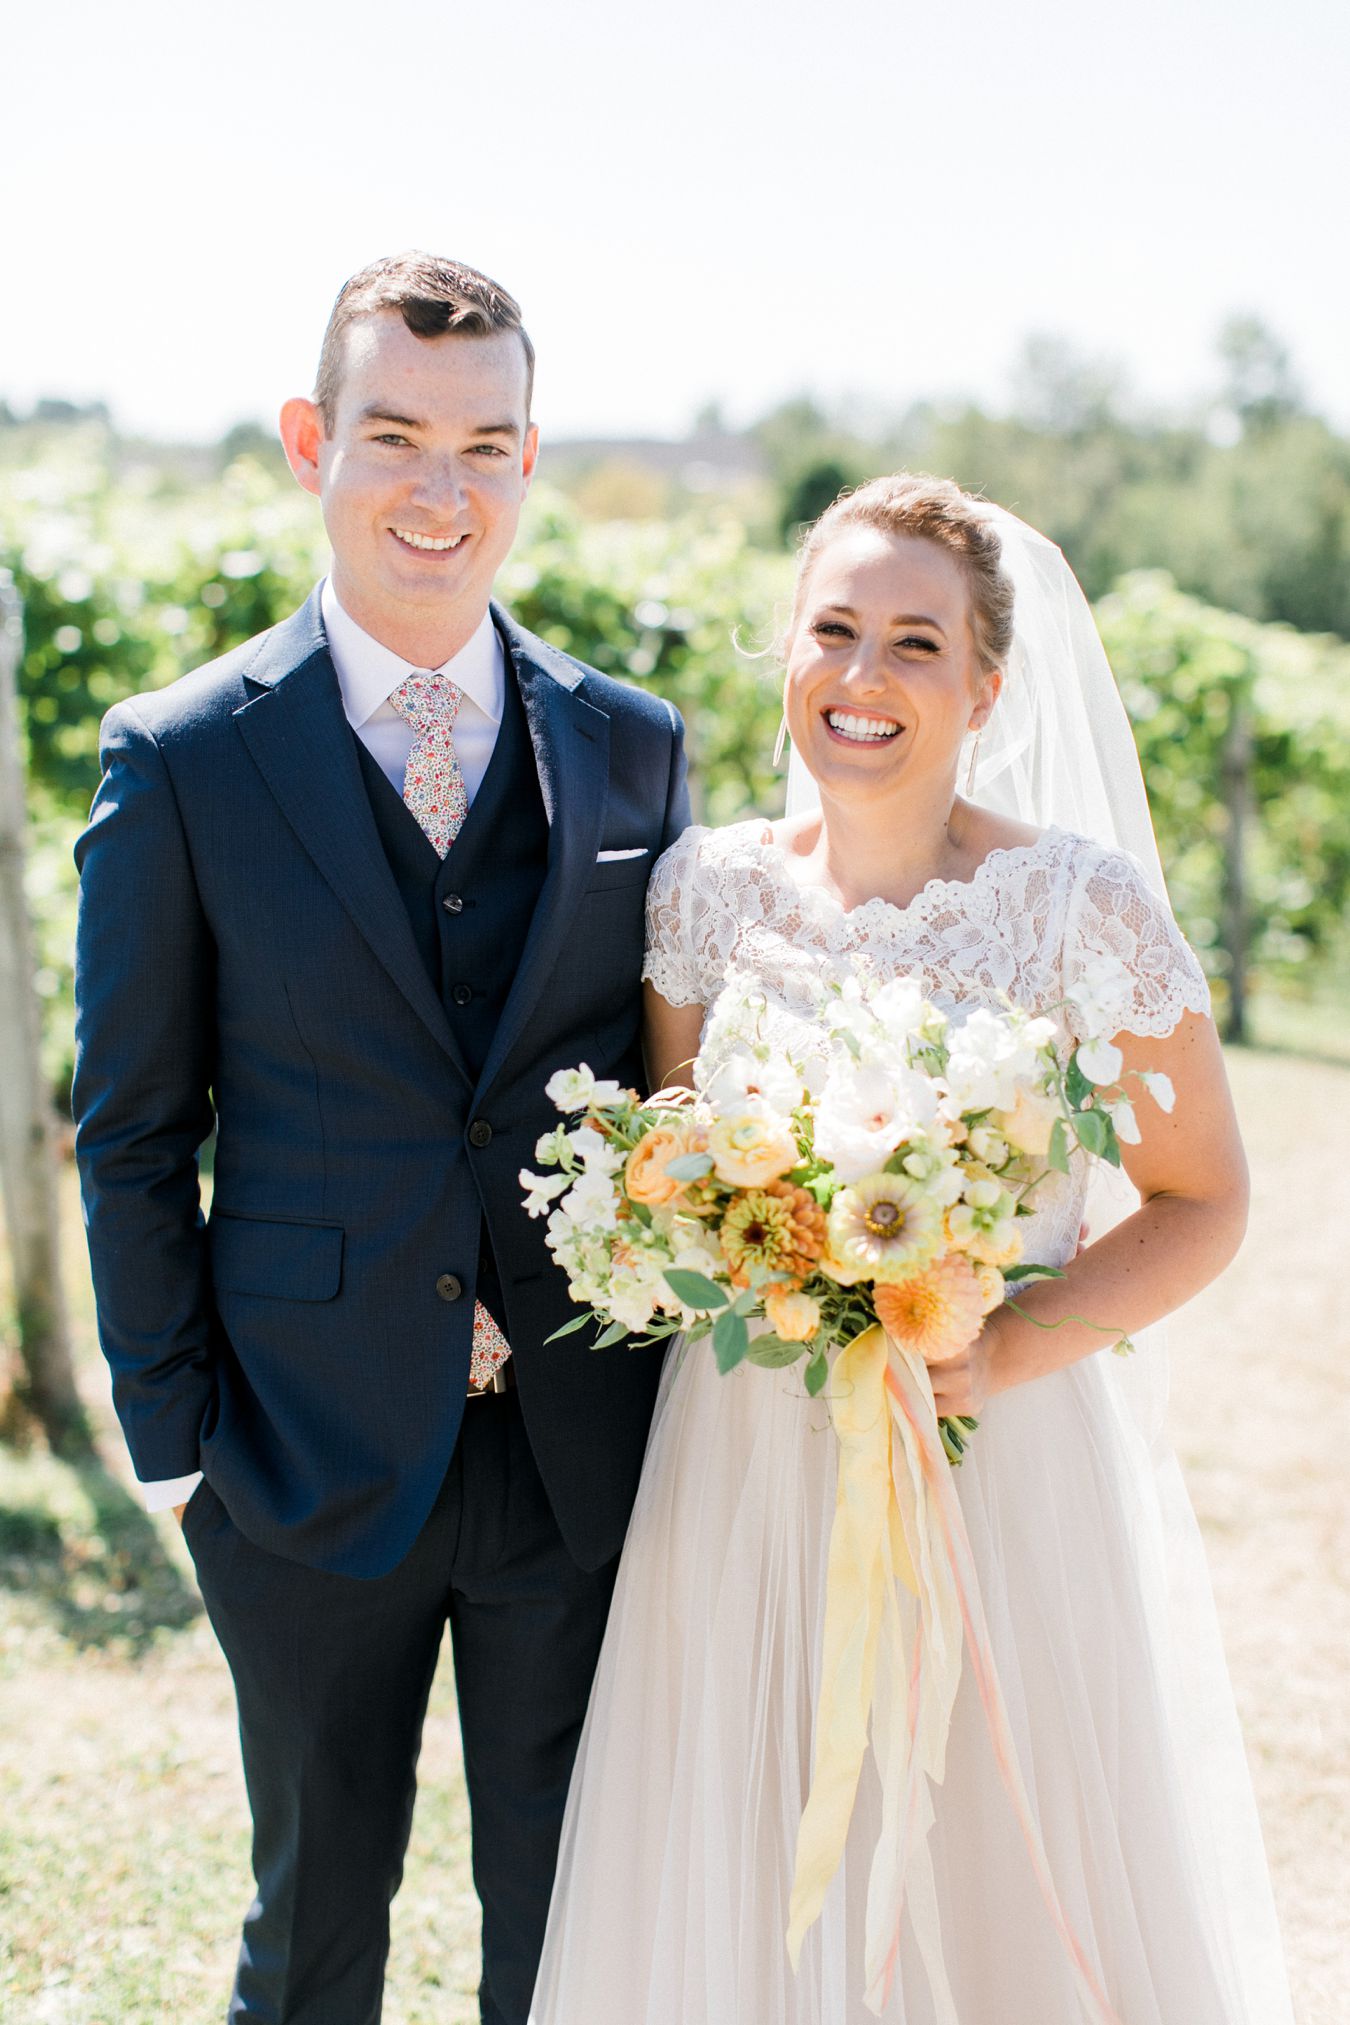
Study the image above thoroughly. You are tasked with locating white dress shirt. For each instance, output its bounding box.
[139,583,508,1514]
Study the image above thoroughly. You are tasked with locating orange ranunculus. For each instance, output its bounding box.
[764,1286,822,1342]
[626,1125,696,1207]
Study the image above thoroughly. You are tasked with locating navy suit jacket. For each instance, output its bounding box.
[72,592,690,1577]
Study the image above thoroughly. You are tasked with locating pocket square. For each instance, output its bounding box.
[595,847,649,861]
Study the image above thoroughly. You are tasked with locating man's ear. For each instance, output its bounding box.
[279,397,325,498]
[521,421,540,493]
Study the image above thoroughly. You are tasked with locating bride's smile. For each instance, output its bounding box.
[783,524,1001,808]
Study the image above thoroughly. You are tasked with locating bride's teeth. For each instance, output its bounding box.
[827,710,899,742]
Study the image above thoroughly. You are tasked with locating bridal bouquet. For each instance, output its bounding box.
[522,961,1157,2021]
[520,960,1172,1462]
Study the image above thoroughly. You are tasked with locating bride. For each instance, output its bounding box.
[529,476,1293,2023]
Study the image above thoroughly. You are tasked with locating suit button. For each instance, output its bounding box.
[435,1273,463,1302]
[442,894,464,915]
[468,1119,493,1149]
[451,983,473,1007]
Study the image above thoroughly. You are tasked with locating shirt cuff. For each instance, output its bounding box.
[140,1470,204,1513]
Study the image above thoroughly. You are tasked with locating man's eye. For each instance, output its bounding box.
[468,444,508,458]
[373,434,411,447]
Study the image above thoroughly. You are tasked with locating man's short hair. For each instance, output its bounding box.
[314,251,534,426]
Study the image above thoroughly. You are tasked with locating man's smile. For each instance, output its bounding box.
[390,527,469,553]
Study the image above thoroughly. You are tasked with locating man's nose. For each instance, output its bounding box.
[411,461,468,514]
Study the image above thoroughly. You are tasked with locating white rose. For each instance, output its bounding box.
[703,1046,803,1117]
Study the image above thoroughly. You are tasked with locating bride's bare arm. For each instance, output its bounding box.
[927,1010,1249,1415]
[642,984,705,1095]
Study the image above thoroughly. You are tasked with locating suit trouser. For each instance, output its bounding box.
[183,1389,619,2025]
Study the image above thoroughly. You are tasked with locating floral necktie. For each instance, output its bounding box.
[389,670,512,1391]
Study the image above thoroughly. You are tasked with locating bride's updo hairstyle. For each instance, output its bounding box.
[791,474,1016,677]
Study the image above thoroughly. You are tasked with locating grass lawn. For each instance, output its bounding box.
[1,1046,1346,2022]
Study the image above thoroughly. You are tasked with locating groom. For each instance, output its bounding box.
[72,252,689,2022]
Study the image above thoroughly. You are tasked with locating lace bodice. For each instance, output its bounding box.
[643,820,1211,1269]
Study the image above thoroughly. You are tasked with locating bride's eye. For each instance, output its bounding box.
[897,635,939,654]
[812,620,852,640]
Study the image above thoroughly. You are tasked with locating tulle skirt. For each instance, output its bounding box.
[530,1335,1292,2024]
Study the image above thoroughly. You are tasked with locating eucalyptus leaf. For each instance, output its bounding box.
[544,1311,599,1342]
[1065,1055,1092,1110]
[592,1319,631,1349]
[804,1350,830,1397]
[1073,1107,1110,1157]
[713,1308,750,1374]
[747,1334,805,1369]
[663,1268,728,1310]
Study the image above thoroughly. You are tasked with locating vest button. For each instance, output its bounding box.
[436,1273,463,1303]
[468,1119,493,1149]
[451,983,473,1007]
[442,894,464,915]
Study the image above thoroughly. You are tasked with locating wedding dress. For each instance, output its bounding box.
[529,818,1293,2025]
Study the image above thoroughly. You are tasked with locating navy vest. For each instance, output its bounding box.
[353,647,550,1334]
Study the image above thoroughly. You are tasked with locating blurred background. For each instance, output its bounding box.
[1,2,1346,2019]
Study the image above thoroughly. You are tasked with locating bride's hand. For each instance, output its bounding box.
[924,1312,1009,1419]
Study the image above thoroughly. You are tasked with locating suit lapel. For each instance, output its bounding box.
[231,593,472,1083]
[475,607,611,1101]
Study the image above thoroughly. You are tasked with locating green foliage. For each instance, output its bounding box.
[1098,573,1350,1005]
[3,430,1348,1100]
[497,498,791,829]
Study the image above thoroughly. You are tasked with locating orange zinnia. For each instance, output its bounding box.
[874,1253,987,1361]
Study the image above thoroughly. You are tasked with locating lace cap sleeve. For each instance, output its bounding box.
[1062,840,1212,1041]
[643,824,715,1008]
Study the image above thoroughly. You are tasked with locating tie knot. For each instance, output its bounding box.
[390,670,461,734]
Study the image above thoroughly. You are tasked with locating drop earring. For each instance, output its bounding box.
[964,726,983,795]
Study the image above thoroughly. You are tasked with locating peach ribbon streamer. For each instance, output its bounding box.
[786,1325,1123,2024]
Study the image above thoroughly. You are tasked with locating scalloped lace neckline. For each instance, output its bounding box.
[733,821,1067,932]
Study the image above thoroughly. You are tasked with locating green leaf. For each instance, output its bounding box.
[1101,1120,1123,1168]
[592,1319,631,1349]
[664,1152,714,1181]
[1065,1055,1092,1110]
[1047,1117,1071,1175]
[804,1349,830,1397]
[1001,1263,1066,1284]
[1073,1106,1110,1158]
[747,1334,805,1368]
[712,1308,750,1374]
[544,1311,600,1342]
[662,1269,728,1310]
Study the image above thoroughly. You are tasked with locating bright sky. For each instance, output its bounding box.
[4,0,1347,445]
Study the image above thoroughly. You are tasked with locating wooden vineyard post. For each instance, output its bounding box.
[0,568,88,1451]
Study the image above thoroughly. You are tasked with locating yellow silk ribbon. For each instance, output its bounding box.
[786,1326,1122,2025]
